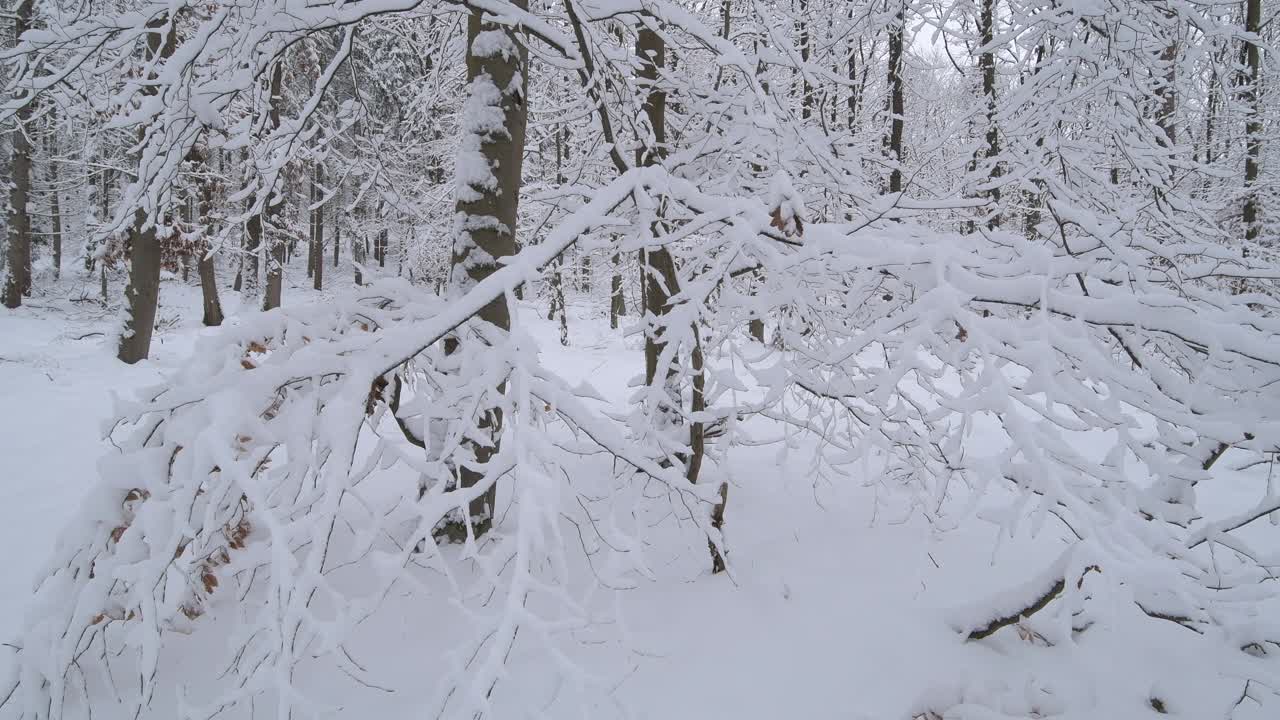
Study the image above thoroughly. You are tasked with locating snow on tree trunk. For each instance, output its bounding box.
[312,161,324,291]
[1242,0,1263,247]
[47,109,62,280]
[884,0,905,194]
[2,0,34,309]
[261,62,286,312]
[440,1,530,539]
[117,15,177,364]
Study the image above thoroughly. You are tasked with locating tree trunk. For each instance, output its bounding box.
[48,113,62,280]
[261,62,286,311]
[1243,0,1262,246]
[312,162,324,291]
[117,208,162,363]
[117,15,177,363]
[846,25,859,131]
[885,1,906,194]
[979,0,1001,227]
[193,146,224,327]
[2,0,34,308]
[197,245,223,326]
[1156,10,1178,148]
[609,251,625,329]
[352,220,364,286]
[333,202,340,267]
[797,0,813,120]
[306,163,316,280]
[548,123,569,342]
[439,1,530,541]
[547,256,568,346]
[636,20,721,572]
[636,26,680,388]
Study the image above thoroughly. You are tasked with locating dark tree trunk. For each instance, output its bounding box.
[197,247,223,326]
[353,223,364,286]
[797,0,813,120]
[192,145,224,327]
[1243,0,1262,245]
[979,0,1001,227]
[2,0,34,308]
[609,251,625,329]
[635,26,680,389]
[438,1,531,541]
[306,165,316,280]
[885,1,906,194]
[312,163,324,291]
[333,208,340,267]
[636,20,721,572]
[48,115,62,280]
[261,62,286,312]
[117,208,162,363]
[846,28,859,131]
[548,123,569,339]
[1156,9,1178,148]
[117,15,177,362]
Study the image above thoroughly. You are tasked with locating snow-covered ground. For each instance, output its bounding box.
[1,270,1274,719]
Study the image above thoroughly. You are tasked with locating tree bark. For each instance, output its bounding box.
[312,162,324,291]
[846,25,859,131]
[636,26,681,388]
[261,62,286,311]
[548,122,569,342]
[197,244,223,326]
[609,251,625,329]
[1243,0,1262,245]
[797,0,813,120]
[1156,9,1178,148]
[636,20,721,572]
[47,111,62,280]
[439,1,530,540]
[117,15,177,363]
[884,0,906,194]
[192,145,224,326]
[979,0,1001,227]
[352,215,364,286]
[117,207,162,364]
[2,0,34,308]
[307,162,316,280]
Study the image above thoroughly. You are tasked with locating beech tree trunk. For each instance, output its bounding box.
[261,62,286,312]
[636,26,681,389]
[797,0,813,120]
[1243,0,1262,245]
[440,1,530,540]
[636,21,723,573]
[312,162,324,291]
[47,112,62,280]
[306,163,316,280]
[2,0,34,309]
[117,16,177,363]
[979,0,1001,227]
[548,123,569,341]
[352,218,364,286]
[609,251,625,329]
[885,1,905,194]
[192,144,224,326]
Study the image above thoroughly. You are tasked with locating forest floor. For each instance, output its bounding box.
[0,268,1273,719]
